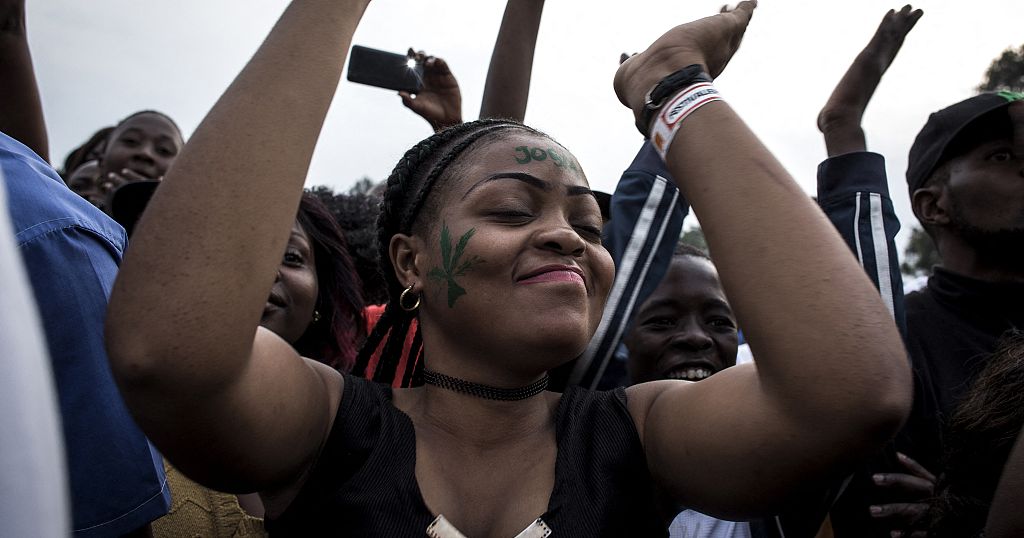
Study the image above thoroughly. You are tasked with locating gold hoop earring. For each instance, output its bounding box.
[399,284,421,312]
[312,310,322,323]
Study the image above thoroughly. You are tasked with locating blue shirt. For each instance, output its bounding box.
[2,132,169,536]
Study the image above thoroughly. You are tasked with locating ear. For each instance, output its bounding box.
[389,233,427,292]
[911,183,951,228]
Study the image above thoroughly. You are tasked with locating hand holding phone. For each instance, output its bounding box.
[347,45,424,93]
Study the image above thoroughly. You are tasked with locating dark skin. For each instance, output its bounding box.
[625,255,738,383]
[98,113,184,183]
[986,428,1024,537]
[817,5,922,156]
[818,7,934,535]
[399,50,463,132]
[107,3,909,536]
[66,161,104,208]
[479,0,545,121]
[0,0,47,160]
[913,101,1024,284]
[400,0,545,131]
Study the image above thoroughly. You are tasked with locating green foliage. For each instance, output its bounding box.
[680,226,708,252]
[978,44,1024,93]
[900,226,941,277]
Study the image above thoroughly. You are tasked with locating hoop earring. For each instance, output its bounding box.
[312,310,322,323]
[399,284,421,312]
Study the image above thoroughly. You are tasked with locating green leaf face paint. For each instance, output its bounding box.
[428,222,484,308]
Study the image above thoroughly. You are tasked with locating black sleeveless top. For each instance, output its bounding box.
[264,374,668,536]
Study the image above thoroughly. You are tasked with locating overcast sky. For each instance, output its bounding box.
[27,1,1024,250]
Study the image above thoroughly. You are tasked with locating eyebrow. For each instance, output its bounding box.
[462,172,596,201]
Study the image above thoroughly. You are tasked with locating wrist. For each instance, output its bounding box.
[636,64,712,136]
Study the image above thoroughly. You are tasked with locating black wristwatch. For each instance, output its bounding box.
[637,64,712,136]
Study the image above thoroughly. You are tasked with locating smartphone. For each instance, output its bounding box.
[347,45,424,94]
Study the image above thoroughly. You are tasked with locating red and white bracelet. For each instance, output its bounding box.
[649,81,723,161]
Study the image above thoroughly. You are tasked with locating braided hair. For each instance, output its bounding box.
[353,119,549,386]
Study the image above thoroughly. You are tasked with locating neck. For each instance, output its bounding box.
[409,381,557,451]
[939,235,1024,284]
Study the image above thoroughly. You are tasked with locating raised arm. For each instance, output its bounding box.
[106,0,371,493]
[817,5,922,157]
[0,0,48,160]
[617,2,911,518]
[478,0,545,121]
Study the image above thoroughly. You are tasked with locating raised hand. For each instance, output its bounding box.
[613,0,756,127]
[399,49,462,132]
[818,5,923,156]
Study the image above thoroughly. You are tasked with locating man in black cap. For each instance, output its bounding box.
[900,89,1024,476]
[813,8,1024,535]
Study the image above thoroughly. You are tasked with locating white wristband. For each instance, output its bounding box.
[649,82,722,161]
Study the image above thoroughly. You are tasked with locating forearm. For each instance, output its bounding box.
[986,429,1024,537]
[479,0,545,121]
[107,0,370,386]
[0,1,48,160]
[664,103,909,429]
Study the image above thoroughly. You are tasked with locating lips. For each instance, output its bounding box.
[266,290,287,308]
[517,264,585,286]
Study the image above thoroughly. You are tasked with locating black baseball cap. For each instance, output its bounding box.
[907,91,1024,195]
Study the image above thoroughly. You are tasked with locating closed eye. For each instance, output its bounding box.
[574,224,603,241]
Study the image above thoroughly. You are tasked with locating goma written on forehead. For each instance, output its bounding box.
[411,126,558,233]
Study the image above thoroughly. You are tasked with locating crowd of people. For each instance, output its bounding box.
[2,0,1023,537]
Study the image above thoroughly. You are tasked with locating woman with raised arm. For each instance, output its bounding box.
[106,1,910,535]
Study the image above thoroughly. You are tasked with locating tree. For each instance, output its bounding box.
[978,44,1024,93]
[680,226,708,252]
[900,226,940,277]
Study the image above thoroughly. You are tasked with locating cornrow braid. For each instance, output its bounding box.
[353,119,547,386]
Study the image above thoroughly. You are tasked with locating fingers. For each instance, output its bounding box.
[872,472,934,496]
[897,452,937,483]
[119,168,152,182]
[398,91,416,110]
[869,501,929,523]
[890,530,928,538]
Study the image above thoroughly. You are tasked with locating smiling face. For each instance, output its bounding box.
[624,254,738,384]
[405,131,614,375]
[98,112,183,180]
[261,221,319,344]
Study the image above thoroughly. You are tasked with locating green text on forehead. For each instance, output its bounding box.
[513,146,580,172]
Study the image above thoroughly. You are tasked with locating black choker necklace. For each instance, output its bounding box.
[421,369,549,401]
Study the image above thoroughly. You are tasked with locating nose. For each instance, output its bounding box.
[535,222,587,257]
[668,319,713,352]
[132,142,158,165]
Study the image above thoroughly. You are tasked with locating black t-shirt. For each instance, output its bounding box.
[832,268,1024,537]
[265,374,668,537]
